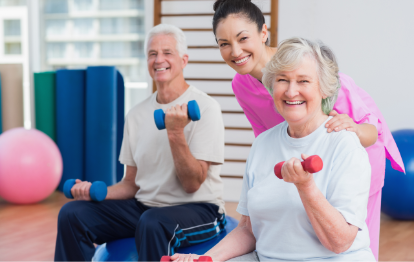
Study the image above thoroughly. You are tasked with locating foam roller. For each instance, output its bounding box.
[154,100,200,130]
[274,155,323,179]
[63,179,107,202]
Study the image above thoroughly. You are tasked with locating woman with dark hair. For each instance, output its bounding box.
[176,0,404,261]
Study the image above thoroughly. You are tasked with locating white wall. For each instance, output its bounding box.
[278,0,414,131]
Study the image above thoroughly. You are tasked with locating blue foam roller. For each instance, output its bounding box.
[85,66,124,186]
[93,216,239,261]
[154,109,166,130]
[0,73,2,134]
[56,69,86,191]
[63,179,76,199]
[116,71,125,182]
[187,100,200,121]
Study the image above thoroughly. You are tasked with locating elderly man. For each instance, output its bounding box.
[54,24,225,261]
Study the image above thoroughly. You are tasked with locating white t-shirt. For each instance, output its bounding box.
[237,117,375,261]
[119,86,225,213]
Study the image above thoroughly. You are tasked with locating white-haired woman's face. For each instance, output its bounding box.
[273,56,327,125]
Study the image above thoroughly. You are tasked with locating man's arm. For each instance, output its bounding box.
[165,104,211,194]
[106,165,140,200]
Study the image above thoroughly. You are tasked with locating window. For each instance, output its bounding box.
[4,20,21,36]
[4,42,21,54]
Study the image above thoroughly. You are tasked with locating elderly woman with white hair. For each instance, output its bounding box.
[173,38,376,261]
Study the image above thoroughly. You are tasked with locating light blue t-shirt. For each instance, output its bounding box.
[237,117,375,261]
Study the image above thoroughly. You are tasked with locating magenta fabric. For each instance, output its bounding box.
[366,190,382,261]
[231,72,405,196]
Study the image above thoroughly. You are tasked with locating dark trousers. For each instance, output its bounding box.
[54,199,225,261]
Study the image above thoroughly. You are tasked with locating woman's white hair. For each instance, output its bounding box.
[144,24,188,57]
[262,37,340,114]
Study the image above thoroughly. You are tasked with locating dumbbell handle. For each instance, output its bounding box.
[63,179,107,202]
[160,255,212,262]
[154,100,200,130]
[274,155,323,179]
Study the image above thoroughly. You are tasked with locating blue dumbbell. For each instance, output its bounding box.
[154,100,201,130]
[63,179,107,202]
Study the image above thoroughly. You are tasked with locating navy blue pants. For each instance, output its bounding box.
[54,199,225,261]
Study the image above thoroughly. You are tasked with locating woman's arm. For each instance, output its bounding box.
[326,110,378,148]
[281,155,358,254]
[171,215,256,262]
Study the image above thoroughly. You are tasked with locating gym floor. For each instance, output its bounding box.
[0,192,413,261]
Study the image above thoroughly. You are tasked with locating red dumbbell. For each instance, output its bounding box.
[274,155,323,179]
[161,255,212,262]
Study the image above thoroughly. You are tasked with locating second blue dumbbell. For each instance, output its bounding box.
[154,100,201,130]
[63,179,107,202]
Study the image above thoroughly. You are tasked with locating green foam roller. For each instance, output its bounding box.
[34,72,56,141]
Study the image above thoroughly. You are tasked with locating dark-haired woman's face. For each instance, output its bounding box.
[216,15,267,75]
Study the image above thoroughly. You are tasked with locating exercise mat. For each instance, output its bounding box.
[85,66,125,186]
[116,71,125,182]
[34,71,56,141]
[56,69,86,191]
[0,64,24,131]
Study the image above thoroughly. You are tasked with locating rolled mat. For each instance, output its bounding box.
[116,71,125,182]
[0,64,24,131]
[34,72,56,141]
[56,69,86,191]
[0,73,2,133]
[85,66,125,186]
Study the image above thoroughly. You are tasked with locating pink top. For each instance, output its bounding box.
[232,72,405,195]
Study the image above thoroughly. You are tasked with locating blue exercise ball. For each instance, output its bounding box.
[382,129,414,220]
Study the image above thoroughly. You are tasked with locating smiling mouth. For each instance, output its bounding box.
[155,67,170,72]
[285,101,305,105]
[233,55,251,64]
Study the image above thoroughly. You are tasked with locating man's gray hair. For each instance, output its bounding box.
[262,37,340,114]
[144,24,188,57]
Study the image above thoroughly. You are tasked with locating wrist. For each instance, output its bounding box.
[167,128,184,139]
[295,177,317,194]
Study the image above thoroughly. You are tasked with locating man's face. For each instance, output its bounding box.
[147,34,188,83]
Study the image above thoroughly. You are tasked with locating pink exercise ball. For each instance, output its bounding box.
[0,128,63,204]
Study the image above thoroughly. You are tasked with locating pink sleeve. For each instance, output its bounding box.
[334,73,405,173]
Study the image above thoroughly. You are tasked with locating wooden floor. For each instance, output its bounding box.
[0,191,413,261]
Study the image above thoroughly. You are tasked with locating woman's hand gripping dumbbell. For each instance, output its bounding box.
[154,100,201,130]
[161,255,212,262]
[63,179,107,202]
[274,155,323,179]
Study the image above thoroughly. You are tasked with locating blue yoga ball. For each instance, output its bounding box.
[382,129,414,220]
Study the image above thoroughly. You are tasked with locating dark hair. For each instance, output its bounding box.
[213,0,267,43]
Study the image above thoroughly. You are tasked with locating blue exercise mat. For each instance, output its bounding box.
[56,69,86,191]
[85,66,125,186]
[116,71,125,182]
[0,73,2,134]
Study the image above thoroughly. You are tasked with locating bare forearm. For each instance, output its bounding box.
[205,218,256,261]
[106,181,139,200]
[168,131,206,193]
[357,123,378,148]
[296,180,357,253]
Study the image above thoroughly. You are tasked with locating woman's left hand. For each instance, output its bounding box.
[326,110,359,136]
[281,154,314,187]
[170,253,200,262]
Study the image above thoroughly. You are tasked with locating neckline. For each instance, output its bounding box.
[152,85,194,108]
[282,116,332,147]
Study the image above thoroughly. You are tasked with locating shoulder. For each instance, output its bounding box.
[251,121,286,150]
[328,129,367,157]
[125,93,155,122]
[232,73,254,88]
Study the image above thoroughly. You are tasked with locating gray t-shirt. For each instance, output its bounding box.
[237,117,375,261]
[119,86,225,213]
